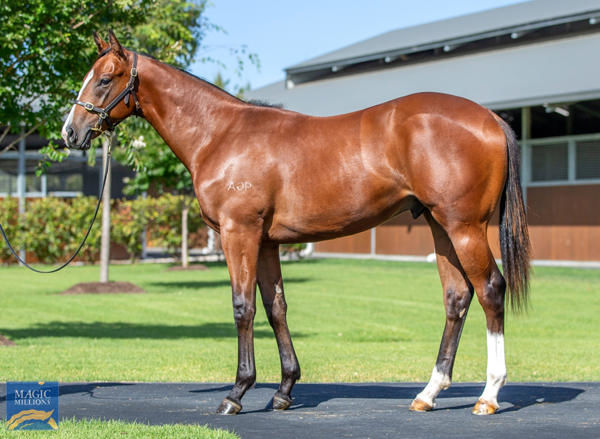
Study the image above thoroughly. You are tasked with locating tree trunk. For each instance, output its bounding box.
[100,135,112,283]
[181,197,189,268]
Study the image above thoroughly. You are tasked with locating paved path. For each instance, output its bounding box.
[1,382,599,438]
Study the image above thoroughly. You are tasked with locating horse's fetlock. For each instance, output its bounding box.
[284,365,301,383]
[238,371,256,389]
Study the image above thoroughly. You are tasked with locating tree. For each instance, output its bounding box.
[0,0,212,288]
[0,0,210,151]
[1,0,258,278]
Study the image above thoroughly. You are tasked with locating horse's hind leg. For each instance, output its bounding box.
[445,223,507,415]
[410,212,474,411]
[257,242,301,410]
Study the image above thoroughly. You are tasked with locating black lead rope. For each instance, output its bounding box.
[0,145,111,273]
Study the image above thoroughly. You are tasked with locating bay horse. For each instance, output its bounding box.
[62,31,530,416]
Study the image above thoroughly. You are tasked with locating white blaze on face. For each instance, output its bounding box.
[480,330,507,406]
[61,69,94,143]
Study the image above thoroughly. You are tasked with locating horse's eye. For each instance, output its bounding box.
[99,77,112,86]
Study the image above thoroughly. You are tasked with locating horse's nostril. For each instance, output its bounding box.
[67,127,77,143]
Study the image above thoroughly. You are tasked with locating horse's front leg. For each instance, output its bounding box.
[216,223,262,415]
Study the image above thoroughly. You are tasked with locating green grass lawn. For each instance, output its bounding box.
[0,418,237,438]
[0,258,598,383]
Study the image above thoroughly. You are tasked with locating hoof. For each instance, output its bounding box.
[272,393,293,411]
[216,398,242,415]
[472,399,498,415]
[409,398,433,412]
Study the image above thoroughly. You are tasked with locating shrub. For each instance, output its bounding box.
[0,194,207,264]
[111,197,151,261]
[21,197,101,264]
[145,194,204,257]
[0,197,22,263]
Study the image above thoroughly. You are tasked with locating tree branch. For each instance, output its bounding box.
[0,122,43,155]
[0,125,11,146]
[72,12,98,30]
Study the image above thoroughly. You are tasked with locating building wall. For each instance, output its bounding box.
[315,185,599,261]
[527,184,600,260]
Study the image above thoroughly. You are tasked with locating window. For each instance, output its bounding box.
[576,140,600,180]
[46,174,83,193]
[531,143,568,182]
[525,135,600,185]
[0,170,15,194]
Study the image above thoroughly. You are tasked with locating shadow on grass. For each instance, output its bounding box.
[148,277,310,291]
[0,321,308,341]
[191,383,585,414]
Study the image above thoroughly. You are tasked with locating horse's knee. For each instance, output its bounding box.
[233,294,256,328]
[477,271,506,316]
[445,286,472,321]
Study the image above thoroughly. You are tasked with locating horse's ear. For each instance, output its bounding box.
[107,29,126,60]
[93,31,108,54]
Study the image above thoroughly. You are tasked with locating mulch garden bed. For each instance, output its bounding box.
[166,264,209,271]
[0,335,15,346]
[60,282,146,295]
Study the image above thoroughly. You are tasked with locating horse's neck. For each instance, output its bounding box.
[137,56,242,170]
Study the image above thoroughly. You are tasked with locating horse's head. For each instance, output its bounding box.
[62,30,139,149]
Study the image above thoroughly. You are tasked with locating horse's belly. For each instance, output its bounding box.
[268,189,415,243]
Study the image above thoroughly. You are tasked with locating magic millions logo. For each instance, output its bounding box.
[5,382,59,430]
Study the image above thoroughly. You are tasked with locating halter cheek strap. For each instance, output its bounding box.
[74,52,140,133]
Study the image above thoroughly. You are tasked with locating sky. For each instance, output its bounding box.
[190,0,529,91]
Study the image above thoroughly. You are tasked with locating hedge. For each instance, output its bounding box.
[0,194,204,264]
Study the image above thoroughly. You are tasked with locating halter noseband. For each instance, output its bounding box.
[74,51,140,133]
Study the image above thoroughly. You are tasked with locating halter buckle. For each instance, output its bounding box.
[131,67,138,77]
[99,111,108,120]
[84,102,94,111]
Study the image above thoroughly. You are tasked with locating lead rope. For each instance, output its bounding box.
[0,139,112,273]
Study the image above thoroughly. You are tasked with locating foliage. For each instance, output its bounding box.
[145,193,204,255]
[0,0,217,171]
[1,0,201,133]
[117,130,193,196]
[0,197,22,261]
[21,197,101,264]
[0,193,205,264]
[280,242,307,256]
[110,197,151,261]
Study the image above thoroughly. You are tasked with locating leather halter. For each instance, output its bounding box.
[74,51,140,133]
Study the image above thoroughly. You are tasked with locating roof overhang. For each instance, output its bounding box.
[247,32,600,115]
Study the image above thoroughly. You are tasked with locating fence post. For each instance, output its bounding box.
[100,135,112,283]
[17,125,26,263]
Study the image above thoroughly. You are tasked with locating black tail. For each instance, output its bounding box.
[497,117,531,312]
